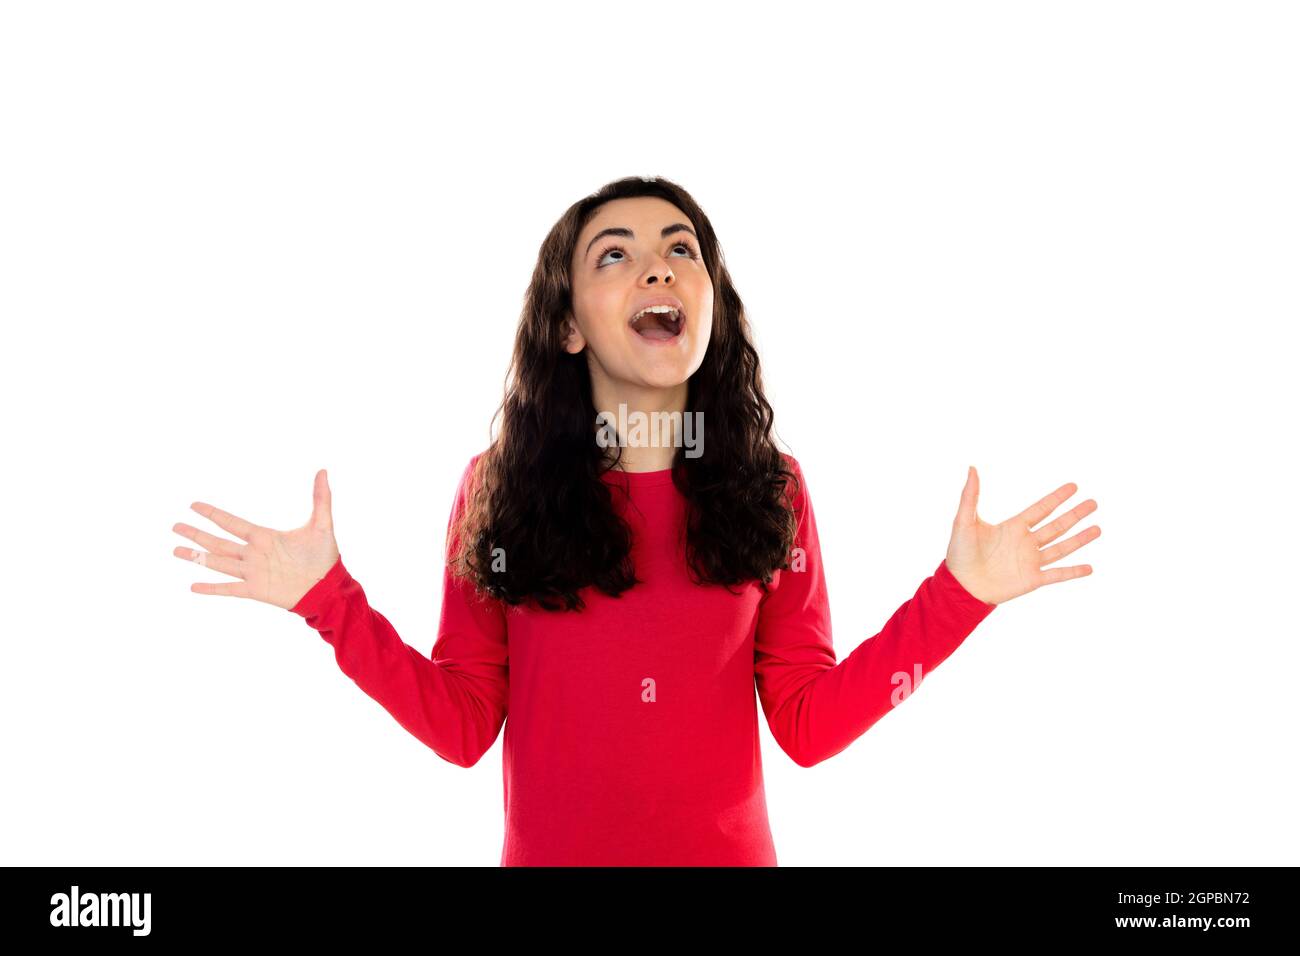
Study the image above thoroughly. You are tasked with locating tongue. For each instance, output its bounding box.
[634,312,679,340]
[637,323,677,340]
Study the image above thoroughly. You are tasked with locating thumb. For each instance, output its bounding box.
[311,468,333,530]
[955,465,979,526]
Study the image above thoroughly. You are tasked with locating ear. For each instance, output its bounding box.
[561,312,586,354]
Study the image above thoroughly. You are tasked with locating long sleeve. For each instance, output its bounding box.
[754,457,997,768]
[290,455,509,769]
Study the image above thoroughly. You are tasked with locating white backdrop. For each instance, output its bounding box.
[2,1,1296,866]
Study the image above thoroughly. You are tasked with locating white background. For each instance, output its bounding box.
[2,1,1296,866]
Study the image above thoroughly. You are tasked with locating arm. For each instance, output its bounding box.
[754,457,997,768]
[291,455,508,769]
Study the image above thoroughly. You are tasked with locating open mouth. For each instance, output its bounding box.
[629,306,685,341]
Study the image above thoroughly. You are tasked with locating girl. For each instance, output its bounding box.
[171,176,1101,866]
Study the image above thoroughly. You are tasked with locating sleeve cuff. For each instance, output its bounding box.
[289,556,351,618]
[935,559,998,613]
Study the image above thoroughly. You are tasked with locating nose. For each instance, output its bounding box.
[643,261,674,285]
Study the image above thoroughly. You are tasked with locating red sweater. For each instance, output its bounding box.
[291,453,997,866]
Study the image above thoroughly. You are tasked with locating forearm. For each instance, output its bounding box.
[765,560,995,768]
[293,557,505,769]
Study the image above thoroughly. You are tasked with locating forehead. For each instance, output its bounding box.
[577,196,690,245]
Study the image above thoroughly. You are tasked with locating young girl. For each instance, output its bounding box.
[172,176,1101,866]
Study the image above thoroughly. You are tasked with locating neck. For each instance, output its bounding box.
[592,379,688,473]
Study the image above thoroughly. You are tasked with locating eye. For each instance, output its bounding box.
[596,238,701,268]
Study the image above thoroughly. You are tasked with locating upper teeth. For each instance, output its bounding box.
[633,305,679,320]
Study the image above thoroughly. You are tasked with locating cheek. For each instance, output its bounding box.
[572,306,628,360]
[571,287,616,337]
[693,297,714,341]
[589,292,632,341]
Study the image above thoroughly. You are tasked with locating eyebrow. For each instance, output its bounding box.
[583,222,698,259]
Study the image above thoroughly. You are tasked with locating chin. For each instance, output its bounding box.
[638,369,693,390]
[630,351,703,387]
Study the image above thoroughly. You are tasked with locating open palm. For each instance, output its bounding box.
[172,469,340,610]
[945,466,1101,606]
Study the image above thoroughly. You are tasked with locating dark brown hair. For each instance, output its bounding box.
[449,175,800,611]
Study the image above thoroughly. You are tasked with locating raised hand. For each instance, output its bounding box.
[944,466,1101,606]
[172,469,341,610]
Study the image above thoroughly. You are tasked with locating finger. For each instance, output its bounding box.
[312,468,332,530]
[172,522,245,558]
[1037,563,1093,586]
[190,579,250,597]
[1032,499,1099,547]
[954,465,979,525]
[1019,482,1079,530]
[190,501,258,542]
[173,546,246,579]
[1039,525,1102,566]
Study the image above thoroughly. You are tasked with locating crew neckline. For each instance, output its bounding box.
[598,465,677,487]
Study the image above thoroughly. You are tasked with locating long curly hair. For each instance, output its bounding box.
[449,175,800,611]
